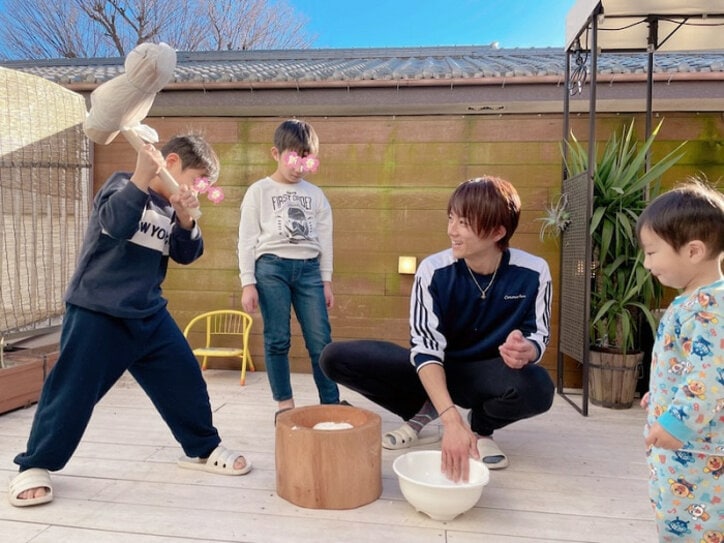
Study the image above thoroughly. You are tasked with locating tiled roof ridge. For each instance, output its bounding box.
[0,44,529,67]
[2,45,722,87]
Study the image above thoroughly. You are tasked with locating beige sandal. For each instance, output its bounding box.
[9,468,53,507]
[178,445,252,475]
[382,423,441,450]
[477,437,509,469]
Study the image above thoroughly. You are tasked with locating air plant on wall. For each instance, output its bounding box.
[536,193,572,242]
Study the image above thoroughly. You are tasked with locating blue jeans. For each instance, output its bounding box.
[255,254,339,404]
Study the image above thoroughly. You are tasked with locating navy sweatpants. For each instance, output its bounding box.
[320,339,554,436]
[14,304,221,472]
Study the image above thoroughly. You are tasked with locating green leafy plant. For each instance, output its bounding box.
[563,119,686,353]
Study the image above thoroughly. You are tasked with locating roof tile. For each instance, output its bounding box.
[1,46,722,87]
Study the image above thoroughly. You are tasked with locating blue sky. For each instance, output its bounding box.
[290,0,577,49]
[0,0,578,55]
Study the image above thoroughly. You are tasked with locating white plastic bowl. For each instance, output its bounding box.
[392,450,489,521]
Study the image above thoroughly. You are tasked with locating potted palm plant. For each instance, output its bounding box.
[560,119,686,408]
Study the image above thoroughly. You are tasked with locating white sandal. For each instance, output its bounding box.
[9,468,53,507]
[477,437,509,469]
[382,423,441,450]
[178,445,252,475]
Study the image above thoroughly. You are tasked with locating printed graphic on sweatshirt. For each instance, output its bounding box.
[103,208,171,255]
[271,191,314,244]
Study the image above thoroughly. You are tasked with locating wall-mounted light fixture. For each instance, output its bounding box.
[398,256,417,275]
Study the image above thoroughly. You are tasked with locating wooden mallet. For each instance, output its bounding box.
[83,42,201,219]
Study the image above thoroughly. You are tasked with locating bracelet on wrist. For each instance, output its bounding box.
[438,404,456,417]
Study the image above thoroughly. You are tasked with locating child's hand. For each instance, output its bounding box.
[241,285,259,313]
[323,282,334,309]
[170,184,200,229]
[640,392,650,409]
[645,422,684,451]
[130,143,164,192]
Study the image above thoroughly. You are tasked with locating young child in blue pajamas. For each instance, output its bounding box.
[8,134,251,508]
[637,178,723,542]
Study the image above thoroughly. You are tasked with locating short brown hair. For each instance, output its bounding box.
[447,176,521,250]
[161,133,220,183]
[273,119,319,156]
[637,177,724,257]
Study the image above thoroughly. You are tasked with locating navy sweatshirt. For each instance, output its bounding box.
[65,172,203,318]
[410,248,552,371]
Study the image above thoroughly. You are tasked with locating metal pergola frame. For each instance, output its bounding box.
[556,0,724,415]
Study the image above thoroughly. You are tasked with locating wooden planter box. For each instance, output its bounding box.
[0,345,59,415]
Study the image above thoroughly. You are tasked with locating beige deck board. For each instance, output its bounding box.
[0,370,656,543]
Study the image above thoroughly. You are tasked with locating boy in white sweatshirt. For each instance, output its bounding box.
[238,120,340,419]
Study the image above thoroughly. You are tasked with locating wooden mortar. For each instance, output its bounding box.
[275,404,382,509]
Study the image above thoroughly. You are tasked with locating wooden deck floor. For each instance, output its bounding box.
[1,369,656,543]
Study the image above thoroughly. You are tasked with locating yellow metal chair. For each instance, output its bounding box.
[183,310,255,385]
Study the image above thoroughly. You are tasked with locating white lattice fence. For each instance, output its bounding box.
[0,66,90,337]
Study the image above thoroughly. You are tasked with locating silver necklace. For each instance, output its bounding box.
[465,256,501,300]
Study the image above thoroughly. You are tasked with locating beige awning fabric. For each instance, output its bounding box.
[566,0,724,52]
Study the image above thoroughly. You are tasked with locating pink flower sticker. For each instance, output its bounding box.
[193,177,211,193]
[301,155,319,173]
[193,176,223,205]
[285,152,303,169]
[207,186,225,204]
[284,151,320,174]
